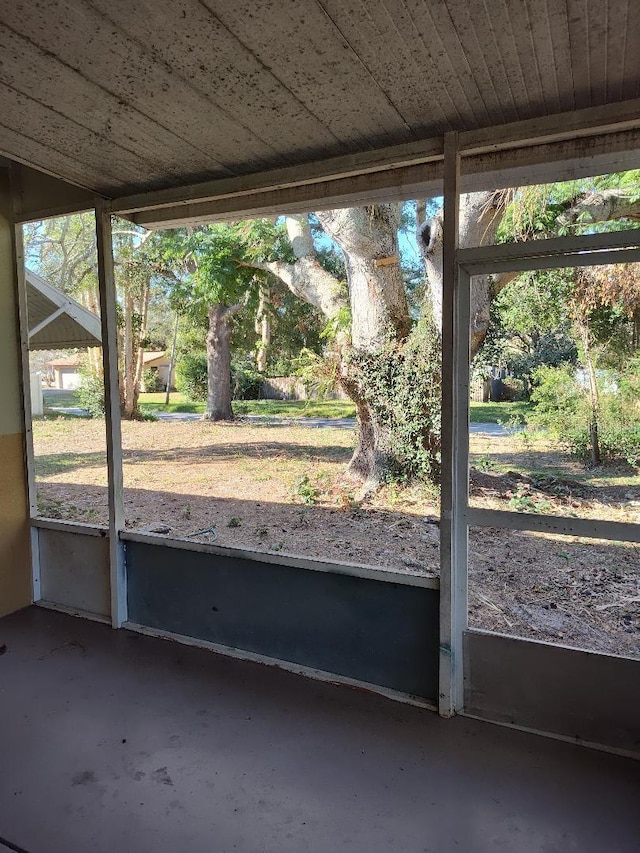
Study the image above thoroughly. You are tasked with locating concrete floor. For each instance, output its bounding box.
[0,608,638,853]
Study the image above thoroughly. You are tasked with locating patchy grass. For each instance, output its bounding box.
[139,393,202,414]
[42,389,81,408]
[469,428,639,513]
[49,391,528,424]
[469,401,532,424]
[138,393,356,419]
[234,399,356,418]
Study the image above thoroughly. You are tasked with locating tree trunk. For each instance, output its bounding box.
[121,276,150,419]
[315,206,411,487]
[122,289,136,418]
[133,277,150,406]
[421,192,519,358]
[256,206,415,490]
[255,282,271,373]
[577,318,601,467]
[204,304,234,421]
[339,370,395,491]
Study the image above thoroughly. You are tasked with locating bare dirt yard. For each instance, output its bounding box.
[33,416,639,659]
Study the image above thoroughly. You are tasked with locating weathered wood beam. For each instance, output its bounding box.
[108,98,640,225]
[130,128,640,229]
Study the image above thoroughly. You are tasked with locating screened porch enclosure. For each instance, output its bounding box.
[1,3,639,849]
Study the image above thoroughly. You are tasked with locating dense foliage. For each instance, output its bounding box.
[176,352,262,401]
[527,363,640,467]
[345,318,442,481]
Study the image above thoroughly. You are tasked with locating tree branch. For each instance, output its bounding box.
[242,215,348,321]
[557,189,640,228]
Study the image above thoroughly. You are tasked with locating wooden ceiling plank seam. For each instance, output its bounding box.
[518,0,556,112]
[312,0,415,135]
[1,0,276,169]
[445,0,520,123]
[192,0,348,149]
[403,0,489,128]
[86,0,344,156]
[377,0,466,129]
[495,0,548,118]
[607,0,628,102]
[417,0,497,125]
[0,67,189,187]
[436,0,508,125]
[193,0,365,152]
[565,0,593,110]
[81,0,288,165]
[0,127,127,194]
[0,82,176,188]
[187,0,350,150]
[621,0,639,102]
[129,129,640,229]
[478,0,527,120]
[0,86,155,189]
[537,0,570,113]
[518,0,554,115]
[0,23,231,178]
[316,0,453,133]
[586,0,609,106]
[201,1,383,149]
[202,0,413,147]
[360,0,453,130]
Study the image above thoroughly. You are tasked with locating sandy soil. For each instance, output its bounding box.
[33,416,639,658]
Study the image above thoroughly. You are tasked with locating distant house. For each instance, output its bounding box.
[47,351,175,392]
[142,351,175,391]
[47,355,83,390]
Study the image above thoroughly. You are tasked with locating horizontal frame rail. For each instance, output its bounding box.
[461,248,640,276]
[31,517,108,537]
[468,507,640,544]
[121,530,439,589]
[458,227,640,268]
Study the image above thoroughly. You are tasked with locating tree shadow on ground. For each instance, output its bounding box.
[35,440,353,478]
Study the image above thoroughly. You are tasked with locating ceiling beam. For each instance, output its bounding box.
[111,98,640,223]
[131,127,640,229]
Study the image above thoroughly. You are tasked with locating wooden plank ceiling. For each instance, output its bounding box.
[0,0,638,197]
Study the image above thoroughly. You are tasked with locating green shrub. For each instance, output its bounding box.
[176,353,208,401]
[231,356,262,400]
[265,355,296,378]
[528,364,640,467]
[527,365,583,436]
[142,367,164,393]
[345,319,442,482]
[499,377,526,402]
[292,348,339,401]
[77,365,105,417]
[176,352,262,402]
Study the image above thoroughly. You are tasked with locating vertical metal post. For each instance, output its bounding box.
[9,166,41,601]
[95,201,126,627]
[439,132,469,717]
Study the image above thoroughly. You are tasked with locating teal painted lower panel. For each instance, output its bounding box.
[126,541,439,700]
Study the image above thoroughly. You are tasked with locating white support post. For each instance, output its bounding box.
[95,201,126,627]
[9,173,41,602]
[439,132,469,717]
